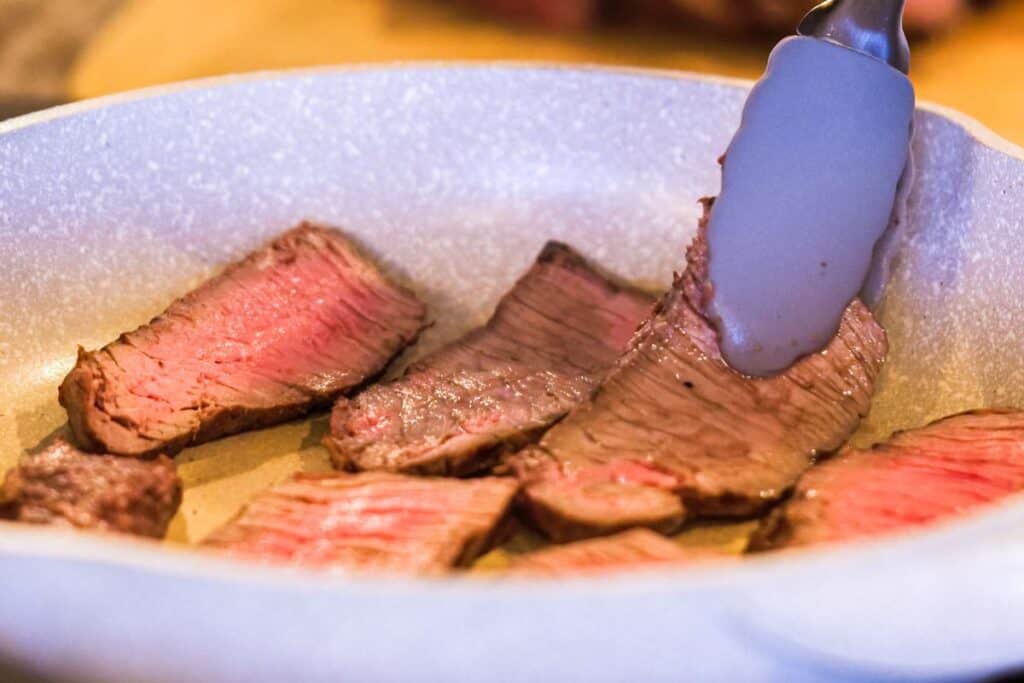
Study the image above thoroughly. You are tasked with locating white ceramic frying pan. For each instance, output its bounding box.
[1,66,1023,682]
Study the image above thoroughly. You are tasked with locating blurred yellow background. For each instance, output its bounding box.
[70,0,1024,144]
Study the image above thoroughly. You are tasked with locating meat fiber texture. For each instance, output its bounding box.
[327,242,655,477]
[751,409,1024,550]
[512,200,888,542]
[508,528,714,578]
[59,223,428,458]
[204,472,519,576]
[0,439,181,538]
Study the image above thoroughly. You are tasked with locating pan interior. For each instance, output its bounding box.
[2,67,1023,557]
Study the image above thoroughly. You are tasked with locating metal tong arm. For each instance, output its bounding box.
[798,0,910,74]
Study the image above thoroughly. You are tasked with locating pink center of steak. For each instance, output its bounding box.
[203,472,518,575]
[326,242,654,476]
[513,200,888,542]
[751,409,1024,549]
[59,224,428,457]
[0,439,181,538]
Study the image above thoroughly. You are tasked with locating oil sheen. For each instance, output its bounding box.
[706,36,914,377]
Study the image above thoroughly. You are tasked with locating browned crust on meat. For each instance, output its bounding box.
[1,441,182,537]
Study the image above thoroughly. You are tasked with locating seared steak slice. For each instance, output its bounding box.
[513,201,887,542]
[750,409,1024,551]
[60,223,428,457]
[204,472,518,575]
[0,439,181,538]
[326,242,654,476]
[508,528,712,577]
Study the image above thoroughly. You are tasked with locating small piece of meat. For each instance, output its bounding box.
[750,409,1024,551]
[0,439,181,538]
[512,200,887,542]
[204,472,519,575]
[326,242,654,476]
[60,223,428,458]
[508,528,713,577]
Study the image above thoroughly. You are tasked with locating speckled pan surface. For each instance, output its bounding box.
[1,66,1023,682]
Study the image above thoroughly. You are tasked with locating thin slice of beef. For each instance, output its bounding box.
[326,242,655,476]
[511,200,888,542]
[750,409,1024,551]
[204,472,518,575]
[60,223,428,458]
[508,528,714,577]
[0,439,181,538]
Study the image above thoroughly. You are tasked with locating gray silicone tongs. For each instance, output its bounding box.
[703,0,915,377]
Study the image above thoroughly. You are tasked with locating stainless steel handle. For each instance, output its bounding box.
[798,0,911,74]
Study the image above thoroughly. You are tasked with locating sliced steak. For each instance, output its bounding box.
[60,223,428,457]
[512,200,888,542]
[508,528,713,577]
[0,439,181,538]
[204,472,518,575]
[750,409,1024,551]
[326,242,654,476]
